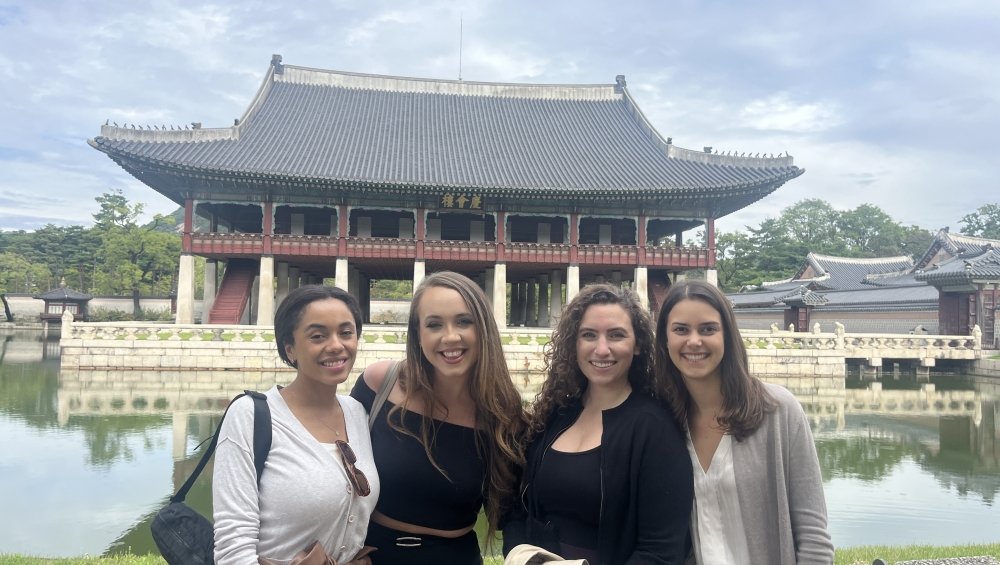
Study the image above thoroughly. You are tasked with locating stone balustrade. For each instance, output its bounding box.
[59,314,986,406]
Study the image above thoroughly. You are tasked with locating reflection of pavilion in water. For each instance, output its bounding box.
[799,377,1000,502]
[52,371,1000,555]
[0,330,61,364]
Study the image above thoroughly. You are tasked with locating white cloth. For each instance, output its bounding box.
[213,386,380,564]
[504,543,589,565]
[687,434,751,565]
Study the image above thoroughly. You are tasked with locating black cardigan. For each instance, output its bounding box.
[503,392,693,565]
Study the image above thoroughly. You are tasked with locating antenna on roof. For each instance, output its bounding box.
[458,13,463,81]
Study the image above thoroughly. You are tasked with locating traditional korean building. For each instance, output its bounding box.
[916,247,1000,348]
[733,233,1000,347]
[89,55,803,327]
[730,253,939,333]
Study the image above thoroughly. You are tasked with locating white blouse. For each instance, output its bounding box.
[687,433,751,565]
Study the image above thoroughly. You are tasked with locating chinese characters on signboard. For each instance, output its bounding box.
[441,193,483,210]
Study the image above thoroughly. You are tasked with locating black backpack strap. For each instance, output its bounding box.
[246,389,271,484]
[169,390,272,503]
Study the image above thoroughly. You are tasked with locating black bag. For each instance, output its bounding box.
[151,390,271,565]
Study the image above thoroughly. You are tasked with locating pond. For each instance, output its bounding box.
[0,329,998,557]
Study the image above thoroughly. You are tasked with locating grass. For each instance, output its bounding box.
[3,543,999,565]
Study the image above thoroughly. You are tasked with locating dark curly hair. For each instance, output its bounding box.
[526,283,658,442]
[653,279,774,440]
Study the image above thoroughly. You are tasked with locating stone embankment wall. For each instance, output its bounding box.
[59,318,985,414]
[975,358,1000,378]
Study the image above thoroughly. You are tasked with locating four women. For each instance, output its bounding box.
[214,274,832,564]
[214,285,378,564]
[503,284,693,564]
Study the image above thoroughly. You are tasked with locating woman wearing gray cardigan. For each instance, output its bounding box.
[654,280,834,564]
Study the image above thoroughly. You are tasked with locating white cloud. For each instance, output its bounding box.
[739,93,842,134]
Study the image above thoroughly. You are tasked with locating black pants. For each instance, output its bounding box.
[365,520,483,565]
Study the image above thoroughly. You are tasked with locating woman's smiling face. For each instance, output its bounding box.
[416,286,479,381]
[284,297,358,386]
[665,298,725,385]
[575,303,638,391]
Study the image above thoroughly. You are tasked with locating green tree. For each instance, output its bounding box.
[774,199,845,255]
[715,231,761,292]
[837,204,906,257]
[0,251,51,294]
[92,190,181,311]
[960,203,1000,239]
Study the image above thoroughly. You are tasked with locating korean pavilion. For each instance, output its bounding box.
[90,55,802,327]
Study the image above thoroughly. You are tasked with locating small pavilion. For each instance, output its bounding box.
[34,283,91,324]
[90,55,803,327]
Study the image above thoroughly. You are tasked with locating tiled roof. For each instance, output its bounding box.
[89,56,802,213]
[915,248,1000,285]
[914,229,1000,270]
[729,283,938,309]
[774,285,829,306]
[33,287,91,300]
[794,253,914,290]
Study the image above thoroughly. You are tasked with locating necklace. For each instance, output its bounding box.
[314,402,344,439]
[282,385,344,439]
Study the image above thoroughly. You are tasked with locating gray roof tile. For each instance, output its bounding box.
[89,59,801,212]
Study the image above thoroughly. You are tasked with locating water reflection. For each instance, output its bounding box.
[1,329,999,556]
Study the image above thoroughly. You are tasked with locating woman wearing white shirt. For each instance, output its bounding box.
[654,280,834,565]
[214,285,379,564]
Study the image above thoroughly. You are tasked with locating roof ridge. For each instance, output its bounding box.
[809,253,913,265]
[278,63,622,100]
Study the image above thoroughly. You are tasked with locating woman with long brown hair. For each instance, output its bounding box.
[351,271,527,564]
[503,284,693,564]
[655,279,833,564]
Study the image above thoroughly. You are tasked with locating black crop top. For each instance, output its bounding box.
[350,375,486,530]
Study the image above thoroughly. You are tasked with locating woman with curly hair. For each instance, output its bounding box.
[351,271,527,564]
[655,280,833,564]
[503,284,693,564]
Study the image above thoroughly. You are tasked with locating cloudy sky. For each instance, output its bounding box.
[1,0,997,235]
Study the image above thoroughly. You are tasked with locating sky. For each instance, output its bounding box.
[1,0,997,236]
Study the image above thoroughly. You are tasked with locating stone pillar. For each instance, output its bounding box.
[257,256,275,326]
[567,265,580,304]
[634,266,649,310]
[526,278,538,327]
[203,259,218,321]
[349,266,361,304]
[537,274,550,327]
[485,267,495,306]
[706,268,719,287]
[413,260,426,291]
[493,264,507,329]
[276,261,289,309]
[335,258,349,291]
[249,272,260,325]
[176,253,195,324]
[550,268,563,325]
[510,282,523,326]
[172,411,189,460]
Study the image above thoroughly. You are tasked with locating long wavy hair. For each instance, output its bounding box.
[526,283,658,442]
[389,271,527,540]
[653,279,774,440]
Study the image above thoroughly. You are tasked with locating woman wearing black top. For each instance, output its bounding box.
[503,284,693,565]
[351,271,527,564]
